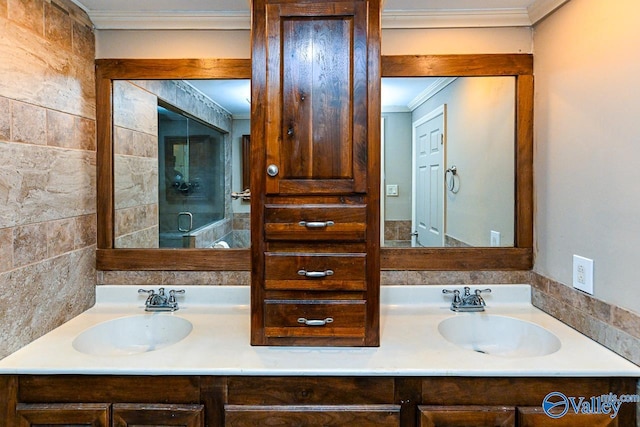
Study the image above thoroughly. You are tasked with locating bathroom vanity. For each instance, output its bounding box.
[1,285,638,426]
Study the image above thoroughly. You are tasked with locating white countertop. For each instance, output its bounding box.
[1,285,638,377]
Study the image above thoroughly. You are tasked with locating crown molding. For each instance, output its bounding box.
[382,8,531,29]
[89,10,251,30]
[80,1,570,31]
[527,0,570,24]
[407,78,456,111]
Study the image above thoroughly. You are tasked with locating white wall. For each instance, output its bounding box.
[534,0,640,312]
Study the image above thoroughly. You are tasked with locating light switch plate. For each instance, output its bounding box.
[386,184,398,197]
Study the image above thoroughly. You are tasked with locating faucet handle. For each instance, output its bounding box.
[138,289,155,295]
[474,288,492,295]
[168,289,186,303]
[442,289,462,304]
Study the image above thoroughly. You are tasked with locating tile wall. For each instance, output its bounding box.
[0,0,96,359]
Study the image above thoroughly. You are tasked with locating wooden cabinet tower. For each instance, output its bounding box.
[250,0,381,346]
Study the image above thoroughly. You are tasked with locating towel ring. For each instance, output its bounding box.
[445,166,460,194]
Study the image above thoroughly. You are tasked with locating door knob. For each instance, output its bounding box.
[267,164,279,177]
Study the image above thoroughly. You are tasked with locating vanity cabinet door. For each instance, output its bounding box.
[517,407,618,426]
[16,403,110,427]
[112,403,204,427]
[260,2,369,196]
[418,405,515,427]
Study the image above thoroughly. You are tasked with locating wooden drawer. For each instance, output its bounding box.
[264,299,366,339]
[265,253,366,291]
[226,377,396,405]
[264,204,366,241]
[224,405,400,426]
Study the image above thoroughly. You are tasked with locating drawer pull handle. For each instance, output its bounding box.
[297,269,334,278]
[297,317,334,326]
[298,220,335,228]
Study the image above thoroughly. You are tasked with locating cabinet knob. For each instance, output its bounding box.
[267,164,279,177]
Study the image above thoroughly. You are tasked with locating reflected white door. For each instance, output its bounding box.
[413,105,445,247]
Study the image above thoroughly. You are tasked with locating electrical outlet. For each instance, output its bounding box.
[490,230,501,247]
[386,184,398,197]
[573,255,594,295]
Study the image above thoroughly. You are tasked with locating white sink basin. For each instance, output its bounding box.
[438,314,561,358]
[73,314,193,356]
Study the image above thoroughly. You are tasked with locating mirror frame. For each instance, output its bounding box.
[96,54,532,271]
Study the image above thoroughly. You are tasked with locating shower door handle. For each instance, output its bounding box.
[177,212,193,232]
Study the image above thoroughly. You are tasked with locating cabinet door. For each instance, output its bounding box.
[517,406,618,426]
[419,405,515,427]
[262,1,369,195]
[224,404,400,427]
[16,403,109,427]
[112,404,204,427]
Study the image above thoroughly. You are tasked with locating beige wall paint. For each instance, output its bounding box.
[412,77,515,247]
[95,27,532,58]
[534,0,640,312]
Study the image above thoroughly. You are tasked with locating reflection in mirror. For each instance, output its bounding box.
[112,79,251,249]
[381,76,515,248]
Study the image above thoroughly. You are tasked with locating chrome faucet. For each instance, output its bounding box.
[138,287,185,312]
[442,286,491,312]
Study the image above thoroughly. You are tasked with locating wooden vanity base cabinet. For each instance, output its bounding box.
[2,375,636,427]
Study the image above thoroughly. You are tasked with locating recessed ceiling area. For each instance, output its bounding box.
[70,0,570,30]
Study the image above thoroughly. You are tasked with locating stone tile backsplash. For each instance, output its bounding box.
[531,272,640,366]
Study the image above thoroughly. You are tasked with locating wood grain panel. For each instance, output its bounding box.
[382,54,533,77]
[381,247,532,271]
[16,403,110,427]
[18,376,200,404]
[224,405,400,426]
[226,377,395,405]
[264,299,366,338]
[517,407,618,426]
[263,1,368,196]
[419,405,515,427]
[421,378,635,407]
[95,58,250,80]
[281,18,353,180]
[265,252,366,291]
[97,248,250,271]
[112,403,204,427]
[264,204,366,242]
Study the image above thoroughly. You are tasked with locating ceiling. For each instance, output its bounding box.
[71,0,569,30]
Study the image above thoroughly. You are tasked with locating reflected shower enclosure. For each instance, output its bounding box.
[158,105,225,248]
[112,79,250,250]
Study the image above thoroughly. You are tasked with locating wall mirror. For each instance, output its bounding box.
[381,76,515,248]
[97,55,532,271]
[111,78,250,250]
